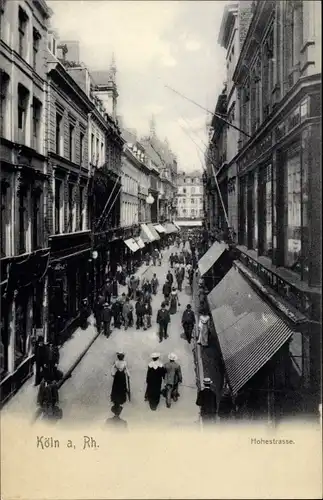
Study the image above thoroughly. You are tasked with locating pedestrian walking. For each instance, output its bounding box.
[156,302,171,342]
[144,252,150,266]
[132,275,140,300]
[116,263,123,284]
[143,301,152,330]
[102,302,112,337]
[181,304,196,343]
[111,298,122,329]
[169,287,180,315]
[94,294,105,333]
[176,268,184,291]
[103,279,113,304]
[145,353,165,411]
[197,312,211,347]
[80,298,89,329]
[135,297,145,329]
[151,273,159,295]
[112,277,119,298]
[166,270,173,287]
[122,297,133,330]
[34,335,48,386]
[162,280,171,306]
[152,248,159,266]
[169,253,175,269]
[45,342,62,383]
[196,378,217,424]
[110,352,130,407]
[162,353,182,408]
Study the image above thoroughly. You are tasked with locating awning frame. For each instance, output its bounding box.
[124,238,140,252]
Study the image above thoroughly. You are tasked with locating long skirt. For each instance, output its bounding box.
[110,370,128,406]
[169,297,177,315]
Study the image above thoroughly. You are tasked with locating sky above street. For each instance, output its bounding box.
[48,1,228,172]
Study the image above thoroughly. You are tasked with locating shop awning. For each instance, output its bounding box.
[163,222,178,234]
[140,223,156,242]
[173,222,181,230]
[207,266,295,395]
[147,223,160,240]
[134,237,145,249]
[198,241,228,277]
[154,224,166,234]
[124,238,140,252]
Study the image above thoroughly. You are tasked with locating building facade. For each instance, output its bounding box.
[175,170,204,220]
[203,0,322,420]
[46,39,93,346]
[1,0,52,402]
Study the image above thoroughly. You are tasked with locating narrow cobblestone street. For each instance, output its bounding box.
[57,246,200,429]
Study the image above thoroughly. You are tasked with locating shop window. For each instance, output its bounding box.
[55,112,63,155]
[32,97,42,151]
[18,183,28,254]
[259,164,273,258]
[79,185,84,230]
[68,183,74,232]
[1,179,10,257]
[54,178,63,234]
[15,293,28,368]
[0,303,9,378]
[91,133,95,163]
[252,171,258,250]
[17,84,29,145]
[0,72,9,138]
[284,149,308,279]
[239,176,248,246]
[18,7,28,59]
[32,186,42,250]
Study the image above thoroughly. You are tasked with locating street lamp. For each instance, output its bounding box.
[146,194,154,205]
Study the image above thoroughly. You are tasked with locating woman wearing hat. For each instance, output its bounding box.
[110,352,130,407]
[145,353,165,411]
[163,353,182,408]
[169,287,180,315]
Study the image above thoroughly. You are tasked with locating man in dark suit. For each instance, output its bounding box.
[156,302,171,343]
[196,378,217,424]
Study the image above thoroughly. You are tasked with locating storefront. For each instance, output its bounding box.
[207,262,317,421]
[0,250,49,405]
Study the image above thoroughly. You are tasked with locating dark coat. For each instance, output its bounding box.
[111,302,121,317]
[102,307,112,323]
[182,309,196,325]
[35,343,48,366]
[166,272,173,285]
[111,370,128,406]
[196,388,217,416]
[156,308,170,325]
[112,280,118,297]
[135,301,145,316]
[163,282,171,297]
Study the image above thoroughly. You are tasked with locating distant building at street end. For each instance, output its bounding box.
[175,170,204,221]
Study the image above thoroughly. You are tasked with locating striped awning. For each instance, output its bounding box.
[207,266,295,395]
[147,223,160,240]
[154,224,166,234]
[163,222,178,234]
[140,223,155,242]
[124,238,140,252]
[134,236,145,249]
[198,241,228,277]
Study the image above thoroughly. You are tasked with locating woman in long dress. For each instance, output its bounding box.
[169,287,180,315]
[110,352,130,406]
[197,313,211,347]
[145,353,165,410]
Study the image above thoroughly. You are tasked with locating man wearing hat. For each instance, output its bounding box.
[102,302,112,337]
[145,353,165,411]
[196,378,217,424]
[163,353,182,408]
